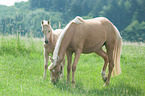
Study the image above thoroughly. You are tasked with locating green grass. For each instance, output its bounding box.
[1,36,145,96]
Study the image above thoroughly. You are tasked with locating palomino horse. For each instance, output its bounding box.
[48,16,122,87]
[41,20,65,80]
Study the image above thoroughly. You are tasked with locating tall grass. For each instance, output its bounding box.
[0,36,145,96]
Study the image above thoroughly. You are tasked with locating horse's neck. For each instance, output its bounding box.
[53,21,74,61]
[58,31,73,61]
[50,30,58,45]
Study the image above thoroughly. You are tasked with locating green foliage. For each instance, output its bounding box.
[123,20,145,41]
[0,0,145,42]
[0,5,62,37]
[1,37,145,95]
[22,9,62,37]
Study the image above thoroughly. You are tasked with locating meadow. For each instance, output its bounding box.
[1,36,145,96]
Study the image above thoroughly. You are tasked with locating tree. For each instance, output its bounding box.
[123,20,145,42]
[1,0,145,42]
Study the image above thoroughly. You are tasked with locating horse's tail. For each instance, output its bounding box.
[112,25,122,76]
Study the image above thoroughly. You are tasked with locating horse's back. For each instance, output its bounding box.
[53,29,63,36]
[83,17,119,41]
[68,17,119,53]
[76,17,108,41]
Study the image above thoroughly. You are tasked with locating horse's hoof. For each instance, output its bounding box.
[103,84,106,87]
[43,77,46,80]
[72,83,75,88]
[103,77,107,82]
[103,82,109,87]
[60,75,64,80]
[66,81,70,85]
[103,84,108,87]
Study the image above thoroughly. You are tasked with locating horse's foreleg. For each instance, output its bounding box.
[60,58,65,79]
[96,49,109,82]
[66,50,73,84]
[72,50,81,88]
[43,50,49,79]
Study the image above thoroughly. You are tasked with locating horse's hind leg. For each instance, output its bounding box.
[104,44,115,86]
[96,48,109,82]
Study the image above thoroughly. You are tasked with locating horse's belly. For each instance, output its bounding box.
[82,46,98,53]
[82,40,105,53]
[82,50,95,54]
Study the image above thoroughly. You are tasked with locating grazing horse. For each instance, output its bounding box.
[48,16,122,87]
[41,20,65,80]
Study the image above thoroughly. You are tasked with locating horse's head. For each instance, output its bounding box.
[48,56,62,84]
[41,20,52,44]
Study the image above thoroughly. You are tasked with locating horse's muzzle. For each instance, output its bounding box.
[50,77,59,85]
[45,40,49,44]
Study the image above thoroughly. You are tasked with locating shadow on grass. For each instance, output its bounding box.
[55,79,143,96]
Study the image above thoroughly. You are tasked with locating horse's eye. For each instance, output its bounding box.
[48,30,50,32]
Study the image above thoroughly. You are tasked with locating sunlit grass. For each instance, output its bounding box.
[1,36,145,96]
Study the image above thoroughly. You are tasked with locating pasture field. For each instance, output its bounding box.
[1,36,145,96]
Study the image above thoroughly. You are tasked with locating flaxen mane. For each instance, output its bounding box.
[51,16,83,66]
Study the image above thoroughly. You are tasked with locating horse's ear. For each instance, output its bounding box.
[47,20,50,25]
[49,56,54,62]
[41,20,44,26]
